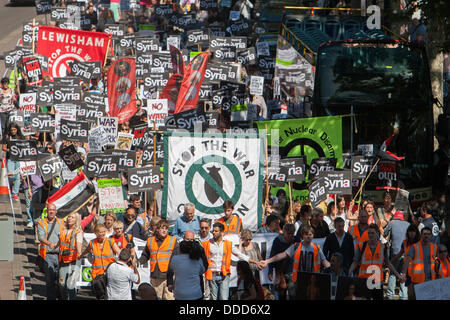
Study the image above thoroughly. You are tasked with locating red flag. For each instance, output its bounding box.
[379,134,404,161]
[174,52,209,114]
[160,73,183,114]
[36,26,111,79]
[107,58,137,124]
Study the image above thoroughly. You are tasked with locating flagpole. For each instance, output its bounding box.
[68,193,96,216]
[289,182,293,218]
[264,124,269,204]
[103,33,112,68]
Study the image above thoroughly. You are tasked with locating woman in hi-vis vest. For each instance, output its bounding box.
[58,212,83,300]
[81,224,121,300]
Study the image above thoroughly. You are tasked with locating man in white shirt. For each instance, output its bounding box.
[202,222,261,300]
[106,248,140,300]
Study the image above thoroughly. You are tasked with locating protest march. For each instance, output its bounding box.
[0,0,449,303]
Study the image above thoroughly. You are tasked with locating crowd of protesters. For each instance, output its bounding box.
[0,0,448,302]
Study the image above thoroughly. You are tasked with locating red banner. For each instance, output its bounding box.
[107,58,137,124]
[160,73,183,114]
[36,26,111,79]
[174,52,209,114]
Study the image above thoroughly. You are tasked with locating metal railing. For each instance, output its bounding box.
[281,23,316,65]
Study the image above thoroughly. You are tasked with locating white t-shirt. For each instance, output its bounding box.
[106,261,139,300]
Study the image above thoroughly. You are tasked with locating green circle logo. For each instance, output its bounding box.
[82,266,92,282]
[185,155,242,215]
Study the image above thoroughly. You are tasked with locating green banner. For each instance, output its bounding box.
[256,116,343,203]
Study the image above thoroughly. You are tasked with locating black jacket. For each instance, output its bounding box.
[322,232,355,273]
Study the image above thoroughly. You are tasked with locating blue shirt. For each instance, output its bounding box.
[173,215,201,240]
[169,253,205,300]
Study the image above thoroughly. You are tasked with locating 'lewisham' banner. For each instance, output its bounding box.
[256,116,343,203]
[162,132,264,231]
[36,26,111,79]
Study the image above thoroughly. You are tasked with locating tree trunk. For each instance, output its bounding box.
[426,20,445,150]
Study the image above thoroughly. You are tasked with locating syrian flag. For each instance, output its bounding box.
[379,134,404,161]
[47,171,95,218]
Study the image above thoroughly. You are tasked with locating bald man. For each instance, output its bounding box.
[166,230,208,294]
[37,203,64,300]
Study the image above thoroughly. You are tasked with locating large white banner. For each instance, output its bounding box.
[78,233,150,289]
[162,132,264,231]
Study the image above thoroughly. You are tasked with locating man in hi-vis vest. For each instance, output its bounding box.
[260,225,330,300]
[215,200,243,236]
[349,224,402,300]
[401,226,438,300]
[139,219,179,300]
[37,203,64,300]
[202,222,262,300]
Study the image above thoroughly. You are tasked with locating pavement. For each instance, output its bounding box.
[0,194,36,300]
[0,2,49,300]
[0,192,95,300]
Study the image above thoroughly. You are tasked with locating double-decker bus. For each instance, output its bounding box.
[313,40,434,207]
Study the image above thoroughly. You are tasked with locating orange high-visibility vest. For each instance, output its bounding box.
[59,229,82,263]
[112,233,133,250]
[437,257,450,279]
[292,242,321,283]
[402,239,414,276]
[358,241,385,283]
[38,217,64,259]
[138,213,150,226]
[410,241,437,284]
[349,224,369,250]
[202,239,232,280]
[217,214,242,235]
[146,235,176,273]
[89,238,116,279]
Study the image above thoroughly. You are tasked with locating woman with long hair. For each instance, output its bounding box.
[238,229,263,279]
[103,211,117,237]
[2,122,25,201]
[81,223,121,300]
[235,260,258,300]
[390,224,420,299]
[58,212,83,300]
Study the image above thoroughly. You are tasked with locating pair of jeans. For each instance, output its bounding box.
[59,261,81,300]
[24,188,33,224]
[386,258,408,300]
[44,253,60,300]
[208,274,230,300]
[0,112,10,139]
[6,159,20,196]
[278,273,296,300]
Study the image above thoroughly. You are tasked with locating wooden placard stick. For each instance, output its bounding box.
[32,19,36,54]
[153,121,157,217]
[352,157,381,202]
